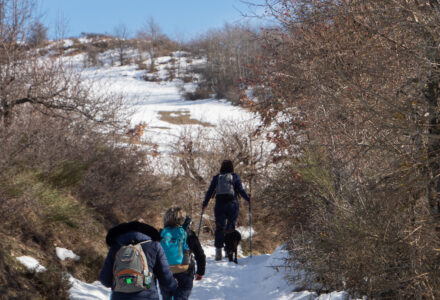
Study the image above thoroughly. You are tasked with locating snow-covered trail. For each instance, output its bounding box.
[68,245,348,300]
[69,245,293,300]
[191,246,294,300]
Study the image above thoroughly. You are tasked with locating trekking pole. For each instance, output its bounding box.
[249,197,252,258]
[248,135,254,259]
[197,208,204,238]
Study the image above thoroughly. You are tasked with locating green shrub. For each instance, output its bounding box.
[38,187,88,228]
[42,160,90,189]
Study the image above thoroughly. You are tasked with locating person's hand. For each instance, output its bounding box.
[195,274,203,281]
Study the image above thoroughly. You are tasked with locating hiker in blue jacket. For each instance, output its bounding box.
[202,160,250,260]
[99,221,177,300]
[160,206,206,300]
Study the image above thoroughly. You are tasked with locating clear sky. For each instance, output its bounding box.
[38,0,264,41]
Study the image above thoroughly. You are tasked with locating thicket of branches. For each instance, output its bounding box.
[248,0,440,298]
[188,23,262,103]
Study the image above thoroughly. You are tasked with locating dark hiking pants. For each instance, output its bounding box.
[214,200,239,248]
[161,288,192,300]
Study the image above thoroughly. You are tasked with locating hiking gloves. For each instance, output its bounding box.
[195,274,203,281]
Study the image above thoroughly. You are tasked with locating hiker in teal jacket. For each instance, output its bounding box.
[159,207,206,300]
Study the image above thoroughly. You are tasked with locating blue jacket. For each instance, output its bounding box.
[203,173,250,208]
[99,221,177,300]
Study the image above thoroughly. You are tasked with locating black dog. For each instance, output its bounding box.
[224,229,241,264]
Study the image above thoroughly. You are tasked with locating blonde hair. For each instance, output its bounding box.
[163,206,185,228]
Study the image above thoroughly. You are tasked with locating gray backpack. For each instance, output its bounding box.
[113,240,153,293]
[216,173,235,198]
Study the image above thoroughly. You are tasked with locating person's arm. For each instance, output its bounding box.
[153,242,178,292]
[187,230,206,276]
[234,174,250,202]
[99,247,117,288]
[203,175,217,208]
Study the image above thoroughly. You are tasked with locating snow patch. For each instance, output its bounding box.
[236,226,256,240]
[56,247,80,261]
[68,274,111,300]
[16,256,46,273]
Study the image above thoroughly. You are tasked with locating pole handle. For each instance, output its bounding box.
[197,208,204,238]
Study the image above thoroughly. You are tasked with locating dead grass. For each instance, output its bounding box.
[158,110,214,127]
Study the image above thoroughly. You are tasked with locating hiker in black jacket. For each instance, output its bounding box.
[203,160,250,260]
[99,221,177,300]
[160,207,206,300]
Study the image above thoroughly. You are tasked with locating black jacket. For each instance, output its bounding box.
[203,173,250,207]
[99,221,177,300]
[187,229,206,276]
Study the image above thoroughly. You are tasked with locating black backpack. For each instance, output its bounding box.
[216,173,235,201]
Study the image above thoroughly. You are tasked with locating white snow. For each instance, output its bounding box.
[16,256,46,273]
[69,275,111,300]
[236,226,255,240]
[56,247,80,261]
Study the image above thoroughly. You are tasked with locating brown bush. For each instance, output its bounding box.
[250,0,440,297]
[183,85,212,100]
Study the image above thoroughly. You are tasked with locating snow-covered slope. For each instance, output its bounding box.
[63,47,258,160]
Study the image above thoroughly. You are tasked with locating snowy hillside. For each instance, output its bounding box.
[60,42,259,159]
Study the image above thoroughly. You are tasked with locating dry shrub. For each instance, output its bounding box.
[247,0,440,297]
[30,264,71,300]
[182,75,195,83]
[284,181,440,298]
[142,73,160,82]
[67,247,105,283]
[183,85,212,101]
[78,145,165,222]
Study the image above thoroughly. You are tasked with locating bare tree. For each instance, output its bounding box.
[27,20,47,46]
[137,17,165,72]
[113,23,129,66]
[189,23,262,102]
[54,9,69,42]
[0,0,123,128]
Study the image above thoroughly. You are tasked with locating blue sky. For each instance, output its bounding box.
[38,0,264,40]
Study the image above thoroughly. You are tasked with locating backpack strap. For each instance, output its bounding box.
[138,240,152,245]
[136,240,154,288]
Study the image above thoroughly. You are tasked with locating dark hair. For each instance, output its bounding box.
[220,160,234,174]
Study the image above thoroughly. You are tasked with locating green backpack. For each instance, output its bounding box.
[113,240,153,293]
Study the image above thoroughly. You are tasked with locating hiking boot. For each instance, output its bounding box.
[215,247,222,261]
